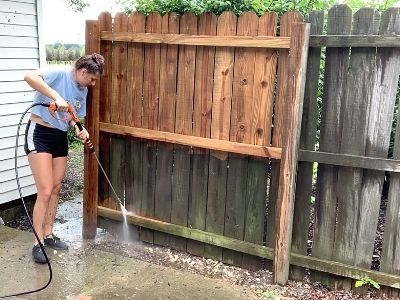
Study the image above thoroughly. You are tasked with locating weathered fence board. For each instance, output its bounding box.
[290,10,324,281]
[311,4,352,289]
[333,8,380,291]
[379,7,400,298]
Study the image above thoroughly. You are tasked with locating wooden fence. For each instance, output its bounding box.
[82,4,400,295]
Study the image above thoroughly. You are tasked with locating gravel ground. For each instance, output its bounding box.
[5,146,396,300]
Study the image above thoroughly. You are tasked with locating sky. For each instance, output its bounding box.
[42,0,124,44]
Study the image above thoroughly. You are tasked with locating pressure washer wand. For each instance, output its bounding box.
[45,102,124,208]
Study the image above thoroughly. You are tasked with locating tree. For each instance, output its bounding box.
[66,0,90,12]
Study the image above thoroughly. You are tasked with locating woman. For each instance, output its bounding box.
[24,53,104,263]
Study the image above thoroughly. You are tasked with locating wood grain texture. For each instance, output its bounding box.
[83,20,100,239]
[153,12,179,248]
[274,21,310,285]
[266,11,303,250]
[290,10,324,281]
[311,4,352,288]
[205,11,237,261]
[188,12,217,257]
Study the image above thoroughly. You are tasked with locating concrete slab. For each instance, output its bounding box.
[0,198,257,300]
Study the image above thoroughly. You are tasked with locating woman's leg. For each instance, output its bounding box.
[28,152,54,243]
[43,156,67,236]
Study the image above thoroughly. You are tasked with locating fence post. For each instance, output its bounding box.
[274,22,310,285]
[83,20,100,239]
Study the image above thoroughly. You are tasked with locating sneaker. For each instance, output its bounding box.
[44,234,69,250]
[32,244,47,264]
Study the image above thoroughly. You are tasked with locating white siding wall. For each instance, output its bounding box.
[0,0,43,204]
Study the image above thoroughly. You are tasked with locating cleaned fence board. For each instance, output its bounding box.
[266,10,303,250]
[223,11,258,267]
[140,12,162,244]
[97,12,112,208]
[99,123,282,158]
[205,12,237,261]
[153,12,179,247]
[290,10,324,281]
[125,12,145,215]
[379,5,400,287]
[109,12,127,213]
[273,21,310,285]
[311,4,352,288]
[101,32,290,48]
[187,12,217,257]
[170,13,198,251]
[82,20,100,239]
[242,12,277,271]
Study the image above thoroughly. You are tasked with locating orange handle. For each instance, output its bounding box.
[46,102,95,153]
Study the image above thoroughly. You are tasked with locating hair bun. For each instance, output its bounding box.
[91,53,104,67]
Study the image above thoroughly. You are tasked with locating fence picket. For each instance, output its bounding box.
[205,11,237,261]
[222,11,258,267]
[170,12,198,251]
[109,12,128,213]
[140,12,162,244]
[266,10,303,250]
[125,12,145,217]
[187,12,217,257]
[97,12,112,209]
[379,7,400,298]
[311,4,352,289]
[334,8,381,291]
[242,12,278,271]
[153,12,179,248]
[290,10,324,281]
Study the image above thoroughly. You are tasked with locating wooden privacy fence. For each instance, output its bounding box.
[82,5,400,292]
[83,10,309,285]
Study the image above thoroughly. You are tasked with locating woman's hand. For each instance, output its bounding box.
[75,125,89,141]
[55,97,69,112]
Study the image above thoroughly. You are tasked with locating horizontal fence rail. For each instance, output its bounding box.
[100,122,282,159]
[101,32,291,48]
[309,35,400,47]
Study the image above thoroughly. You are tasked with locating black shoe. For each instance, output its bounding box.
[44,234,69,250]
[32,244,47,264]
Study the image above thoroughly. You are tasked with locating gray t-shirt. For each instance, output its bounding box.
[31,68,87,132]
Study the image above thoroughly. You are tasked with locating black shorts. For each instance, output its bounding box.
[24,120,68,158]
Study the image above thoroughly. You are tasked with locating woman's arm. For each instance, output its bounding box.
[24,70,69,111]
